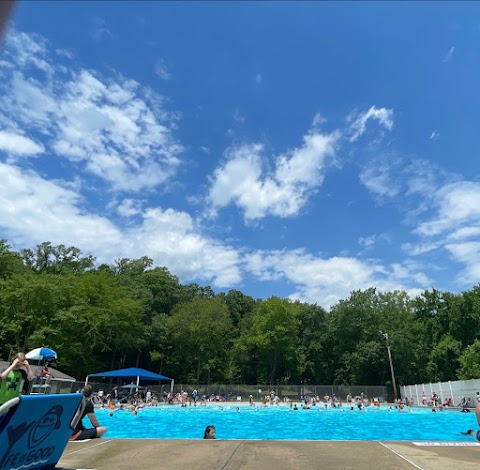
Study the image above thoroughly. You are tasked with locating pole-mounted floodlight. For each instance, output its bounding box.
[379,330,398,401]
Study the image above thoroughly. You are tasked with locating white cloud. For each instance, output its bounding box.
[359,155,454,203]
[402,241,439,256]
[233,109,246,124]
[244,249,430,308]
[430,130,440,141]
[0,130,44,156]
[0,162,121,250]
[207,128,339,220]
[358,235,376,248]
[2,30,53,74]
[405,181,480,286]
[312,113,327,128]
[444,241,480,284]
[0,29,183,192]
[389,261,432,286]
[116,198,143,217]
[0,162,241,288]
[359,160,400,198]
[126,207,242,286]
[349,106,394,142]
[443,46,455,63]
[154,58,171,80]
[416,181,480,237]
[56,48,74,60]
[448,226,480,241]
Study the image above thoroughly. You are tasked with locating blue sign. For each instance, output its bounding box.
[0,394,83,470]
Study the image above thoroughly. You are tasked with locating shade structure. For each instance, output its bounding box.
[85,367,174,392]
[87,367,171,381]
[25,347,57,361]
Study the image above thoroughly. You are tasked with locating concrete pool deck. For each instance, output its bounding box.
[57,439,480,469]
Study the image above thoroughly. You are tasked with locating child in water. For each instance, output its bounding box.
[203,425,216,439]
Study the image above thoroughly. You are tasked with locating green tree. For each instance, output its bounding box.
[0,273,70,354]
[0,240,26,279]
[166,297,232,384]
[113,256,153,276]
[139,267,183,316]
[247,297,304,384]
[457,339,480,379]
[179,283,216,304]
[327,288,381,384]
[427,334,462,382]
[20,242,95,274]
[54,271,145,376]
[452,286,480,348]
[221,289,256,327]
[297,303,328,384]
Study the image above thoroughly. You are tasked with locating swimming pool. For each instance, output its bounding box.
[92,405,479,441]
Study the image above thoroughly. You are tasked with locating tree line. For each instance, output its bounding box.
[1,240,479,389]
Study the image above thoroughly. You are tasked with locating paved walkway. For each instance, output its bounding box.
[57,439,480,469]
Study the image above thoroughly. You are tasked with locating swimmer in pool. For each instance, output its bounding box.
[203,425,216,439]
[461,400,480,441]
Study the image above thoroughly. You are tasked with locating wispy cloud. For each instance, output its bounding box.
[358,234,377,248]
[116,198,144,217]
[154,58,171,80]
[233,109,246,124]
[90,17,115,41]
[359,160,401,199]
[348,106,394,142]
[244,249,429,308]
[55,48,74,60]
[442,46,455,63]
[312,113,327,128]
[0,29,183,192]
[359,155,454,202]
[444,241,480,285]
[429,130,440,141]
[415,181,480,237]
[403,180,480,287]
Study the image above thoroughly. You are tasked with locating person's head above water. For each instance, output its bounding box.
[203,425,216,439]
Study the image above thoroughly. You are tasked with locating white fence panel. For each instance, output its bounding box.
[401,378,480,406]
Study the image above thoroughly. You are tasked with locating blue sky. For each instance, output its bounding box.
[1,2,480,308]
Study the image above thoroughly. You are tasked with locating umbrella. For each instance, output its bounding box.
[26,347,57,361]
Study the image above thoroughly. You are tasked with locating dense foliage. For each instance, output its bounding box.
[1,240,479,387]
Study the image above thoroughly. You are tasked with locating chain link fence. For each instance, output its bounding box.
[75,381,387,403]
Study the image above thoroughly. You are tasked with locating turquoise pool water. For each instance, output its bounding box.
[92,405,479,441]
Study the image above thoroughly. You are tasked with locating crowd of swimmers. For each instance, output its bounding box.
[2,352,480,442]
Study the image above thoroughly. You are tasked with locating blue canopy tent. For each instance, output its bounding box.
[85,367,174,392]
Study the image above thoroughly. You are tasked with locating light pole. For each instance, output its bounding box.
[379,331,398,402]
